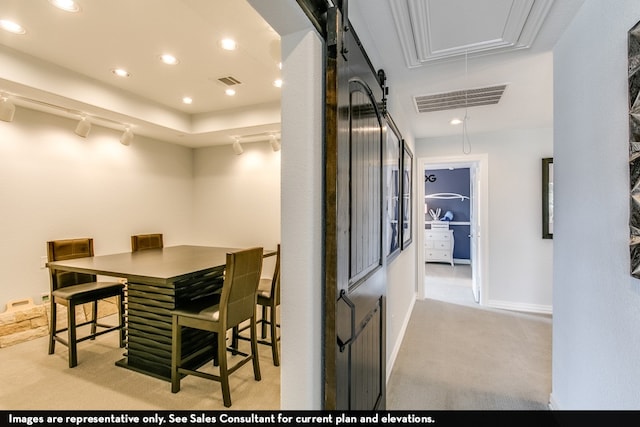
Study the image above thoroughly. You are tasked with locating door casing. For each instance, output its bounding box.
[419,154,489,305]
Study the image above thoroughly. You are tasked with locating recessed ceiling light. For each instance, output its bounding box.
[0,20,26,34]
[160,54,179,65]
[49,0,81,12]
[450,118,463,125]
[273,79,283,88]
[220,38,237,51]
[182,97,193,104]
[225,89,236,96]
[112,68,130,78]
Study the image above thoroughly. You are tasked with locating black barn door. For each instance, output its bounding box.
[324,5,386,410]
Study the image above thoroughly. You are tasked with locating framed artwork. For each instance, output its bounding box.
[384,114,402,259]
[630,20,640,278]
[542,158,553,239]
[401,140,413,249]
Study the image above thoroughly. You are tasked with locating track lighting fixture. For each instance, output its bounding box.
[120,127,134,146]
[74,116,91,138]
[232,138,243,155]
[269,134,281,152]
[0,96,16,122]
[0,92,139,145]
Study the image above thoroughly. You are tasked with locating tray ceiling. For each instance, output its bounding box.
[390,0,554,67]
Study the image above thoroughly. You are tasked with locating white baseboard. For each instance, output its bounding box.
[548,393,560,410]
[486,299,552,315]
[386,294,416,383]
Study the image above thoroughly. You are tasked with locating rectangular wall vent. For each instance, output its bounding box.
[414,84,507,113]
[217,76,242,86]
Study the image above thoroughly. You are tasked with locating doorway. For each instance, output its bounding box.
[418,154,489,306]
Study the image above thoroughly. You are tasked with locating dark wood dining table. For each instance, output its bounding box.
[46,245,274,380]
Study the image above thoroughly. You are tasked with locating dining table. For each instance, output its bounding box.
[46,245,275,381]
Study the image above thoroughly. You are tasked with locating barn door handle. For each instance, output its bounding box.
[336,289,355,352]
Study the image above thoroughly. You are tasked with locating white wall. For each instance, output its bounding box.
[192,141,281,250]
[416,127,554,312]
[552,0,640,409]
[278,28,324,410]
[0,107,283,309]
[383,103,418,378]
[0,108,194,308]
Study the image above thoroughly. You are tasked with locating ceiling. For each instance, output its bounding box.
[0,0,585,147]
[351,0,585,139]
[0,0,282,148]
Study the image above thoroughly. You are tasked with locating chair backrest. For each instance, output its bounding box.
[219,247,263,328]
[131,233,163,252]
[270,244,281,305]
[47,238,96,291]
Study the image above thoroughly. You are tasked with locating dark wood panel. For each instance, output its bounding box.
[324,5,387,410]
[350,299,382,409]
[123,270,223,380]
[349,82,382,286]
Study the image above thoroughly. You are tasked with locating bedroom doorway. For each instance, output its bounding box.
[418,154,489,306]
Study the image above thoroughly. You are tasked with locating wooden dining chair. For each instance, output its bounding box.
[130,233,163,252]
[170,247,263,408]
[235,244,280,366]
[47,238,125,368]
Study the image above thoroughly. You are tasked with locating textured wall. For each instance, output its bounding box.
[552,0,640,409]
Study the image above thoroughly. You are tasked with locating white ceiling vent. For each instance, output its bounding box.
[216,76,242,86]
[414,84,507,113]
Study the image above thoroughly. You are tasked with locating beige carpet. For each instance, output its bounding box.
[1,279,549,411]
[386,297,552,410]
[0,327,280,410]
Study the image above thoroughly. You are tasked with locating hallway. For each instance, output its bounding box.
[424,263,476,308]
[385,263,552,410]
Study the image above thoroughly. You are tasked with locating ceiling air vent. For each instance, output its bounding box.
[217,76,242,86]
[414,84,507,113]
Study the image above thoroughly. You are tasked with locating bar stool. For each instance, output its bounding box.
[235,244,280,365]
[47,238,125,368]
[170,247,263,407]
[131,233,163,252]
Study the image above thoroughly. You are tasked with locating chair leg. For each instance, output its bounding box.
[68,302,78,368]
[261,305,267,339]
[218,328,232,407]
[171,316,181,393]
[90,300,98,339]
[231,326,239,355]
[48,300,57,355]
[213,334,219,367]
[250,316,262,382]
[269,305,280,366]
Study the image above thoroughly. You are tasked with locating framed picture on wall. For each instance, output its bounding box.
[384,114,402,259]
[401,140,413,249]
[542,157,553,239]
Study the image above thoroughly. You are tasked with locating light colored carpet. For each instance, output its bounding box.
[1,265,549,411]
[387,267,552,410]
[0,326,280,410]
[425,263,477,308]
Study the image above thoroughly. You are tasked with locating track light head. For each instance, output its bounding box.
[232,139,243,155]
[74,116,91,137]
[0,96,16,122]
[120,127,134,146]
[269,135,281,152]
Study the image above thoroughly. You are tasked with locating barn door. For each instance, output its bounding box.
[324,5,387,410]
